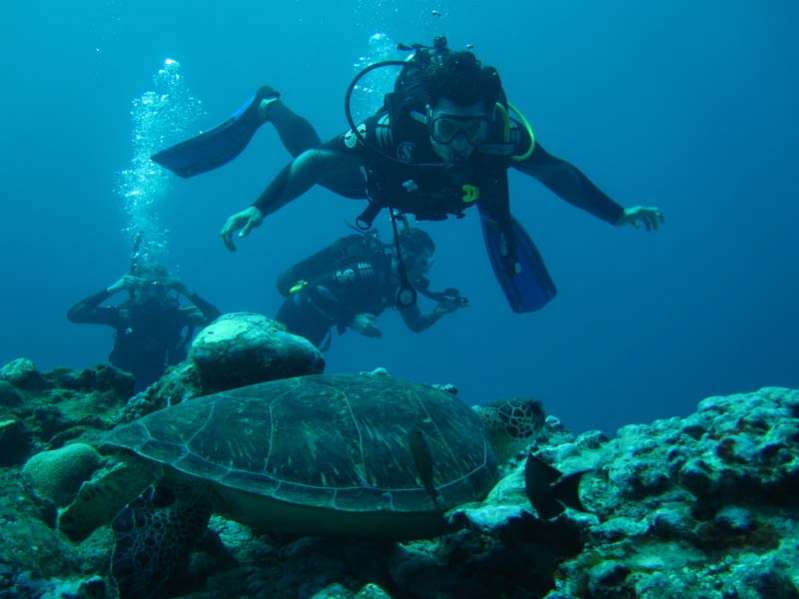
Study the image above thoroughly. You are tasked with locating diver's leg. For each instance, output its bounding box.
[262,98,322,158]
[254,148,367,216]
[275,295,332,348]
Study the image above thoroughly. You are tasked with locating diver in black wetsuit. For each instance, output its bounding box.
[66,265,220,391]
[153,37,663,313]
[275,226,467,349]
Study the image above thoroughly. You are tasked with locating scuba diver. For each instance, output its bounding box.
[66,263,221,391]
[275,224,467,349]
[152,36,664,313]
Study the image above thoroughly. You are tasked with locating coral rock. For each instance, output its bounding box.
[190,312,325,389]
[0,358,45,390]
[22,443,102,507]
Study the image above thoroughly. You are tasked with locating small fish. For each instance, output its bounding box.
[431,9,442,17]
[524,453,589,519]
[409,429,440,507]
[466,43,475,50]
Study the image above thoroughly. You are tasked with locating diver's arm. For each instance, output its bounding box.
[513,143,625,225]
[350,313,382,338]
[221,148,366,251]
[398,303,449,333]
[66,288,120,326]
[253,149,365,216]
[184,292,221,325]
[171,282,221,326]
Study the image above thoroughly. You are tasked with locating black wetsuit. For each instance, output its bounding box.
[67,289,220,391]
[275,235,445,348]
[255,99,625,327]
[252,103,624,226]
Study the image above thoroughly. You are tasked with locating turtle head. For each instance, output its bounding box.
[473,398,546,464]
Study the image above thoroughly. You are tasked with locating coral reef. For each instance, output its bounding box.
[0,360,133,463]
[543,387,799,598]
[1,340,797,598]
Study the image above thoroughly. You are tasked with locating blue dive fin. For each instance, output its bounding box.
[151,87,276,178]
[480,214,557,313]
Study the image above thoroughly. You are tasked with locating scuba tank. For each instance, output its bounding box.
[276,232,387,298]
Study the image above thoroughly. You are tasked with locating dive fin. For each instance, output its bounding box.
[480,215,556,313]
[151,86,278,178]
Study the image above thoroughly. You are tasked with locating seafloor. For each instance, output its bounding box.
[1,313,797,598]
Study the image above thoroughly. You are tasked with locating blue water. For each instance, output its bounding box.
[1,1,796,433]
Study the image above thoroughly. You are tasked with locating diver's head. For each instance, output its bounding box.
[128,264,171,305]
[422,52,503,164]
[398,228,436,279]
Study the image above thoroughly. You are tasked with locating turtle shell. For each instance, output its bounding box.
[105,374,498,514]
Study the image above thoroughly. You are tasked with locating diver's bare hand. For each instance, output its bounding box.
[434,298,463,317]
[616,206,664,231]
[165,279,189,295]
[220,207,264,251]
[351,313,383,338]
[107,274,144,294]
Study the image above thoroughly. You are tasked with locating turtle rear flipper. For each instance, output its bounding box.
[111,484,211,599]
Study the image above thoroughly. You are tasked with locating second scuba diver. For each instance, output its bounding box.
[152,37,664,313]
[275,225,467,349]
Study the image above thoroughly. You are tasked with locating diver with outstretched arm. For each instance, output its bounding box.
[153,37,663,313]
[221,125,658,247]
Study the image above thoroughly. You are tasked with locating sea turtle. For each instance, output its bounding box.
[59,372,580,598]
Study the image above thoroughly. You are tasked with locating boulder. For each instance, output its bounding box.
[0,358,45,390]
[189,312,324,389]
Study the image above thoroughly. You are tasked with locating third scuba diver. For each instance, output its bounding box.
[67,263,221,391]
[275,224,467,349]
[152,37,664,313]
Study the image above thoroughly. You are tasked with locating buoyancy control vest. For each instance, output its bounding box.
[353,110,515,229]
[276,233,391,298]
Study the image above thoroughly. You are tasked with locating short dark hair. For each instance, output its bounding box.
[422,51,503,109]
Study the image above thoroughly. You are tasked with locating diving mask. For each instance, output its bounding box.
[428,114,490,145]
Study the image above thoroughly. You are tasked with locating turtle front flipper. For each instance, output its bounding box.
[111,484,211,599]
